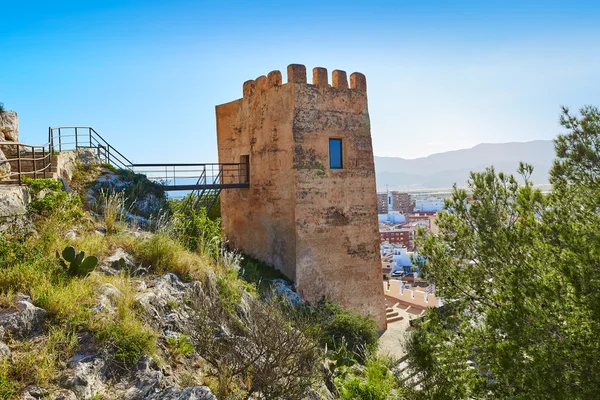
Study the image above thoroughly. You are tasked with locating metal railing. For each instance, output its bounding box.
[2,126,250,214]
[130,162,249,190]
[0,141,54,184]
[49,126,133,171]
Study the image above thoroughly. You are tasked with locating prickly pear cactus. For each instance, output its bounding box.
[60,246,98,277]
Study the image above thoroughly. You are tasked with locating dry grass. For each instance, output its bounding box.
[99,189,126,234]
[134,233,211,281]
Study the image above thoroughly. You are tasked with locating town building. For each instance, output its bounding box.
[379,225,414,249]
[216,64,386,330]
[414,197,444,212]
[377,191,414,214]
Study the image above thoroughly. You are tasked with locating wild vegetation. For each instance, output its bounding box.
[402,106,600,399]
[0,161,384,399]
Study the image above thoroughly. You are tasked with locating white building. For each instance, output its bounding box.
[378,211,406,224]
[414,197,444,212]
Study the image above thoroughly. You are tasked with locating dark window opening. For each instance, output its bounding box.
[329,138,343,169]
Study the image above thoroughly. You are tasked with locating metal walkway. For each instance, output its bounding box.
[0,126,249,214]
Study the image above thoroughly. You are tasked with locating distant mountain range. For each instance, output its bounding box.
[375,140,555,190]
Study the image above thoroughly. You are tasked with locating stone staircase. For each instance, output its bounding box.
[385,301,404,324]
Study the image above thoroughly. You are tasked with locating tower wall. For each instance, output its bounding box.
[216,73,298,279]
[216,64,386,330]
[290,66,386,329]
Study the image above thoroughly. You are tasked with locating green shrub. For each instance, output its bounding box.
[336,353,400,400]
[310,300,378,363]
[166,334,194,358]
[0,103,5,113]
[96,320,156,365]
[166,199,221,258]
[23,177,83,221]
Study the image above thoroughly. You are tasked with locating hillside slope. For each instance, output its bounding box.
[375,140,555,189]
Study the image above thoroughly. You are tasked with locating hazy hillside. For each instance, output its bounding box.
[375,140,555,190]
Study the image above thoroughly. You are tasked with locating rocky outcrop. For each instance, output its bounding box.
[0,185,34,233]
[0,110,18,179]
[0,294,47,339]
[0,111,18,142]
[56,149,102,180]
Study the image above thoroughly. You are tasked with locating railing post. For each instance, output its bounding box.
[17,144,21,185]
[75,127,78,149]
[42,147,46,178]
[89,128,92,148]
[58,128,62,152]
[33,147,37,179]
[173,166,176,187]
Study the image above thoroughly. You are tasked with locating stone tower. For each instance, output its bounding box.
[216,64,386,330]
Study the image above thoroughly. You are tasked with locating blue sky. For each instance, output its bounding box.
[2,0,600,162]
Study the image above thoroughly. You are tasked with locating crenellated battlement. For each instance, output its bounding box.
[242,64,367,98]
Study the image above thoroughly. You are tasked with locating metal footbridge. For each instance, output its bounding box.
[0,126,249,214]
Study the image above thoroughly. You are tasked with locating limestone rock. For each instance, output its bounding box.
[64,353,107,398]
[77,148,101,166]
[0,341,11,360]
[92,283,123,316]
[148,386,217,400]
[136,273,208,335]
[50,389,77,400]
[0,111,18,142]
[0,294,47,339]
[98,247,140,276]
[23,385,48,399]
[0,186,34,233]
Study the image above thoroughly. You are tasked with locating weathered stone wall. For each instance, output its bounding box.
[290,66,386,329]
[216,73,298,279]
[216,64,386,330]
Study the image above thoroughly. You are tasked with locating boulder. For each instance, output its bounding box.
[0,111,18,142]
[0,294,47,339]
[148,386,217,400]
[0,341,11,360]
[136,274,207,334]
[0,186,34,233]
[64,353,107,399]
[50,389,77,400]
[98,248,140,276]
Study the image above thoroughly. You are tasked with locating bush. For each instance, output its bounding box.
[96,319,156,365]
[134,233,209,280]
[0,102,5,113]
[166,199,221,258]
[309,300,379,363]
[336,353,401,400]
[23,178,83,222]
[194,295,320,399]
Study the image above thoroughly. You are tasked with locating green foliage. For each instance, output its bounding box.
[0,102,5,113]
[310,300,378,363]
[0,372,18,399]
[404,106,600,399]
[100,163,117,172]
[58,246,98,277]
[166,334,194,357]
[238,256,290,294]
[336,353,401,400]
[166,199,221,258]
[195,294,320,400]
[23,177,83,221]
[95,320,156,365]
